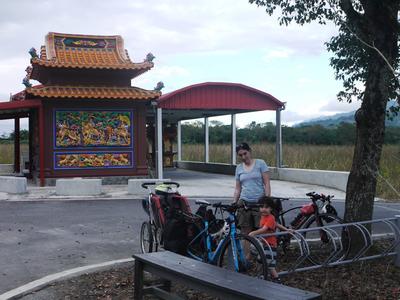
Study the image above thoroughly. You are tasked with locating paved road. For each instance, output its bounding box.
[0,198,399,294]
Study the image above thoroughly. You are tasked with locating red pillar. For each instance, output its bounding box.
[39,105,45,187]
[14,117,20,173]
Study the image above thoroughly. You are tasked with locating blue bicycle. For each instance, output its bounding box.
[187,200,267,279]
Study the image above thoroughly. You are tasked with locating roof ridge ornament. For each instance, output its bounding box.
[22,66,33,88]
[22,77,32,88]
[29,47,38,59]
[154,81,164,92]
[145,53,155,62]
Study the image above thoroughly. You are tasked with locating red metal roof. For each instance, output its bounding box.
[157,82,284,111]
[0,99,42,110]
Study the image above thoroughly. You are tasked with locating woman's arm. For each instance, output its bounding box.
[233,180,241,203]
[262,172,271,197]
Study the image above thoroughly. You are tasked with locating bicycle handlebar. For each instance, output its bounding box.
[306,191,334,201]
[265,196,289,201]
[195,200,259,212]
[141,181,180,189]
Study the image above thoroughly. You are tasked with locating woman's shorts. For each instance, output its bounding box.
[237,199,260,231]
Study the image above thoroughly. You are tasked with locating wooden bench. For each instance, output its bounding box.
[133,251,321,300]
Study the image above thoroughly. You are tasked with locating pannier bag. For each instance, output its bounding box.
[162,217,189,255]
[153,183,194,255]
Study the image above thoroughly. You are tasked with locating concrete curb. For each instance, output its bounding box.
[2,196,232,202]
[3,197,143,202]
[0,258,134,300]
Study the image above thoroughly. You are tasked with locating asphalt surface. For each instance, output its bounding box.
[1,198,399,294]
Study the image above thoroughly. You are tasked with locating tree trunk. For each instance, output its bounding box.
[344,2,399,255]
[344,66,387,222]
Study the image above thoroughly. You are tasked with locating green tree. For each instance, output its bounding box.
[249,1,400,248]
[9,129,29,141]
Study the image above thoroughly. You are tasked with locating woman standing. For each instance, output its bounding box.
[233,142,271,234]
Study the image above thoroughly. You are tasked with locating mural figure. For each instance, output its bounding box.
[55,110,132,147]
[55,152,131,169]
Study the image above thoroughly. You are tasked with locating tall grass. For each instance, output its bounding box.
[182,143,400,200]
[1,142,398,200]
[0,143,29,164]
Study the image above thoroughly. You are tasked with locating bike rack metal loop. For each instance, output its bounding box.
[256,216,400,276]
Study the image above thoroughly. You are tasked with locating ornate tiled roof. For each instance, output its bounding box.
[30,32,154,71]
[25,85,160,100]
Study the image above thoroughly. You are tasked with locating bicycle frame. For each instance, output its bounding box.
[279,206,313,229]
[187,211,246,272]
[279,198,337,230]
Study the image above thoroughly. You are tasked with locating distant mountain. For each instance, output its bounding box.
[296,101,400,127]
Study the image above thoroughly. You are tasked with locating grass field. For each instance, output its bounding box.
[0,143,29,165]
[1,143,398,200]
[181,143,400,200]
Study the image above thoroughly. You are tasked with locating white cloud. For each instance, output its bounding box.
[0,0,341,134]
[133,65,190,91]
[295,77,315,88]
[0,119,29,136]
[263,48,295,62]
[319,98,361,114]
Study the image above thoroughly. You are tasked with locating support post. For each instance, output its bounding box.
[134,259,144,299]
[14,117,20,173]
[231,114,236,165]
[177,121,182,161]
[29,111,34,177]
[39,105,45,187]
[395,215,400,267]
[156,107,163,179]
[204,117,209,163]
[275,108,282,168]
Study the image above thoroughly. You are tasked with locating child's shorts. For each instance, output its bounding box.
[264,246,277,269]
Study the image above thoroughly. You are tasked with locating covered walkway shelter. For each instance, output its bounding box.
[151,82,285,179]
[0,99,43,183]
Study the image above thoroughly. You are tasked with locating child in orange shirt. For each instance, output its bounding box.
[249,196,292,282]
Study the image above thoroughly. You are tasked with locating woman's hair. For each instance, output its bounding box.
[235,142,251,153]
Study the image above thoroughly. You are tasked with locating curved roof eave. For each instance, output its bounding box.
[157,82,285,111]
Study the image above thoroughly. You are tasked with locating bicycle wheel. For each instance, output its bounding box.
[140,221,154,253]
[302,213,349,265]
[217,234,267,280]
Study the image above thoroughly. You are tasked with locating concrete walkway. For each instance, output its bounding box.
[0,168,347,201]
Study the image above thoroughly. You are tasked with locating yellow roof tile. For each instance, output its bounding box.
[26,85,160,100]
[31,32,154,71]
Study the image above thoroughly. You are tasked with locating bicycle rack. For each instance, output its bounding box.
[281,231,310,272]
[383,219,400,255]
[320,227,342,265]
[256,216,400,276]
[350,223,372,262]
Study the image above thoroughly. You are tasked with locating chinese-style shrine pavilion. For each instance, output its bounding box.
[0,32,161,186]
[0,32,286,187]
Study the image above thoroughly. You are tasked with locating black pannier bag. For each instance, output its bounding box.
[155,184,199,255]
[162,214,191,255]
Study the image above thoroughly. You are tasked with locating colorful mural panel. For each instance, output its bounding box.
[55,37,116,49]
[55,110,132,148]
[55,152,132,169]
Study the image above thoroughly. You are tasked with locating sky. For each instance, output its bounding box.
[0,0,361,135]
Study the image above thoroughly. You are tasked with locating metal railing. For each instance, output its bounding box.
[256,215,400,276]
